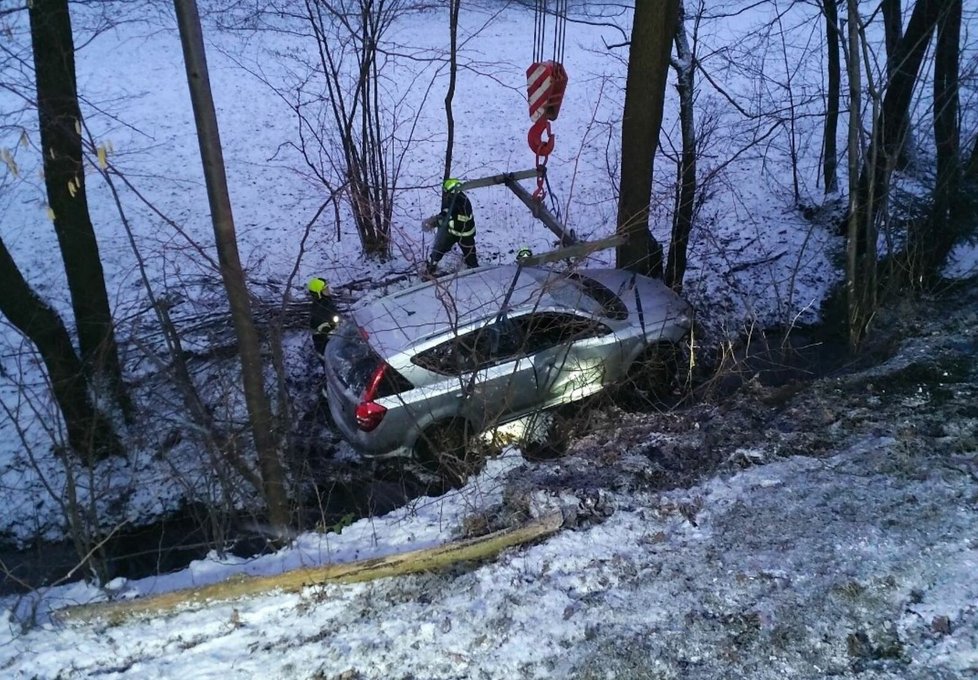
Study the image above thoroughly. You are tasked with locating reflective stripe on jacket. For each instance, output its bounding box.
[441,190,476,237]
[448,213,475,237]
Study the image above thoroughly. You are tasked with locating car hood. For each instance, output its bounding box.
[581,269,692,329]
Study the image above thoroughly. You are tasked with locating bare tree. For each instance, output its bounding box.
[882,0,914,169]
[28,0,127,412]
[174,0,289,533]
[820,0,841,193]
[856,0,951,255]
[908,0,962,280]
[845,0,870,349]
[664,0,695,291]
[0,238,120,461]
[301,0,409,257]
[616,0,680,276]
[443,0,461,182]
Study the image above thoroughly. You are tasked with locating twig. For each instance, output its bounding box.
[728,250,787,274]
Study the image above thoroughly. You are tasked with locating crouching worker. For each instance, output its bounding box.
[308,277,341,355]
[423,178,478,277]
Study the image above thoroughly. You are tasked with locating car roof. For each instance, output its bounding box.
[353,265,595,358]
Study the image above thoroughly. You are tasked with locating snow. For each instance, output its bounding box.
[3,440,977,678]
[1,1,977,677]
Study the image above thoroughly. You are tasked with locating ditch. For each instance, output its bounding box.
[0,322,867,597]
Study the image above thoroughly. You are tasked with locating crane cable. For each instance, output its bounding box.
[532,0,568,63]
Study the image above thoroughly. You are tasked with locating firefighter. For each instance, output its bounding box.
[308,277,340,355]
[424,178,478,276]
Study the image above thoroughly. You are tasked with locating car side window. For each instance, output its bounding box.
[516,312,612,354]
[412,319,527,375]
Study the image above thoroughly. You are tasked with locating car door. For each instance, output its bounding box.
[518,312,618,407]
[411,319,537,429]
[457,318,541,427]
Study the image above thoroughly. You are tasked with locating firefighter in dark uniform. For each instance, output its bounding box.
[308,277,340,355]
[425,178,478,276]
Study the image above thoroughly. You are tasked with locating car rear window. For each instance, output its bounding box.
[525,269,628,321]
[329,324,412,397]
[565,273,629,320]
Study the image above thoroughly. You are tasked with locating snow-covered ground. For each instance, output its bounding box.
[0,0,847,548]
[6,272,978,678]
[1,1,978,676]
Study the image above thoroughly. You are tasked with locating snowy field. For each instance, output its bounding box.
[1,1,978,677]
[0,0,848,548]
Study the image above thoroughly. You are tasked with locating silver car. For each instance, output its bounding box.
[322,264,692,478]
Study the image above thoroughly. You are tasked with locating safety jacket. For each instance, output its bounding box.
[440,190,476,238]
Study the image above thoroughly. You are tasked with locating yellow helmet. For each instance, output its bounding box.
[307,277,329,296]
[442,178,462,192]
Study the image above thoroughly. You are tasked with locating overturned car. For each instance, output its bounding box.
[322,264,692,481]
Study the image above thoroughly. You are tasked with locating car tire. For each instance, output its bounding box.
[621,342,680,410]
[415,419,485,490]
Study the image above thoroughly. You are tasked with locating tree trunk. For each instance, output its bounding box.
[882,0,903,62]
[616,0,679,276]
[665,0,695,291]
[0,239,120,461]
[881,0,913,169]
[910,0,961,280]
[821,0,840,193]
[846,0,871,350]
[966,134,978,185]
[62,511,564,625]
[28,0,127,411]
[174,0,289,533]
[856,0,948,250]
[443,0,460,182]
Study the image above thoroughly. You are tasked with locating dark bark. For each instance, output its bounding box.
[846,0,872,349]
[174,0,289,533]
[911,0,961,279]
[966,134,978,185]
[881,0,913,168]
[821,0,840,193]
[882,0,904,62]
[0,239,120,461]
[856,0,948,254]
[29,0,126,407]
[616,0,679,276]
[932,0,961,209]
[443,0,460,182]
[665,1,695,291]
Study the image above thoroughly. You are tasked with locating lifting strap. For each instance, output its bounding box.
[527,0,569,201]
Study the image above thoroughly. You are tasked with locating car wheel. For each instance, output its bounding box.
[622,342,679,410]
[415,419,485,489]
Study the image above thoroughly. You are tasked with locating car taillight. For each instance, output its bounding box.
[355,363,389,432]
[355,401,387,431]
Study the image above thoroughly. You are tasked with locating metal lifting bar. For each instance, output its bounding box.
[457,168,578,247]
